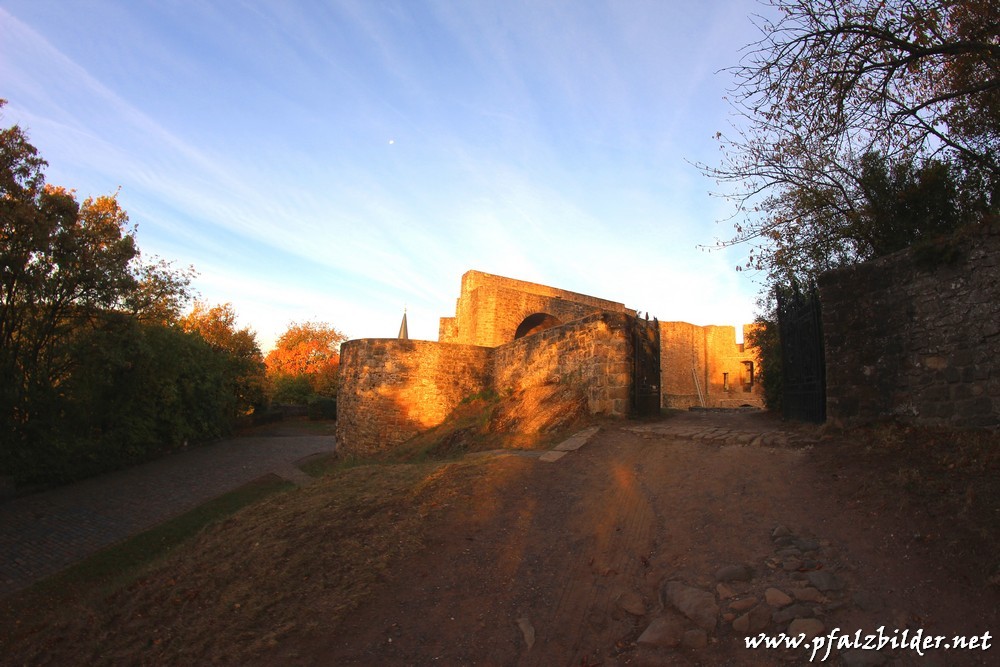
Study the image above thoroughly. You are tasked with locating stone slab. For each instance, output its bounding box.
[553,426,601,451]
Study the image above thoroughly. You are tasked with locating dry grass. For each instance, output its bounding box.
[386,383,594,462]
[820,421,1000,578]
[0,388,603,665]
[0,456,503,666]
[3,408,997,665]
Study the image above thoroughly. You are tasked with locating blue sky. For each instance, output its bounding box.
[1,0,771,350]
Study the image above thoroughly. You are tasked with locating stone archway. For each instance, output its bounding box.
[514,312,562,340]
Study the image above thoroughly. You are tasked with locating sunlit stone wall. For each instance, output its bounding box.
[338,269,767,456]
[336,339,491,456]
[337,313,637,455]
[659,322,764,410]
[820,224,1000,428]
[438,270,632,347]
[492,312,633,416]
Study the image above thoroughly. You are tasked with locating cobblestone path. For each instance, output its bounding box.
[0,432,335,598]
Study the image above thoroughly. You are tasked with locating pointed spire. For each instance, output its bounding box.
[397,308,409,340]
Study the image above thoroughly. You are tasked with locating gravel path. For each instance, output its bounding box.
[0,431,335,598]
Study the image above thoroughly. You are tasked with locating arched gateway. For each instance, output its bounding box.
[513,312,562,339]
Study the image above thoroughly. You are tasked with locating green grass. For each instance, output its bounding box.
[27,473,295,598]
[297,452,342,477]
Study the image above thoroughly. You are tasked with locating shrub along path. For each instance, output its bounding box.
[0,420,336,598]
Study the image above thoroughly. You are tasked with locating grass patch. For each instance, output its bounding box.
[379,384,598,464]
[297,452,341,477]
[20,474,295,601]
[0,457,496,666]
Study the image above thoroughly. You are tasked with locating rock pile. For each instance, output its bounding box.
[628,525,893,665]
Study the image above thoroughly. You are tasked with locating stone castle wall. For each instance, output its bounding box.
[338,270,763,454]
[337,313,636,455]
[439,270,631,347]
[493,312,633,416]
[819,226,1000,428]
[660,322,764,409]
[336,339,491,456]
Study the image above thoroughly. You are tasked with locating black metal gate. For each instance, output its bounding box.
[776,283,826,423]
[631,315,661,416]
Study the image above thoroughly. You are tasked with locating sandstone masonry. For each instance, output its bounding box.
[660,321,764,409]
[819,225,1000,429]
[337,340,491,457]
[337,270,763,454]
[439,270,632,347]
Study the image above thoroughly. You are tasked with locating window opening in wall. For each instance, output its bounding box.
[723,372,729,392]
[742,360,754,392]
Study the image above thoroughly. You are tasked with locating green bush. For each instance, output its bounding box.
[6,319,240,486]
[270,374,313,405]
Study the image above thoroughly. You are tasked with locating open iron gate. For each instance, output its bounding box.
[631,315,661,416]
[776,283,826,423]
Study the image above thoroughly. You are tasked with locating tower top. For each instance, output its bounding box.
[397,310,409,340]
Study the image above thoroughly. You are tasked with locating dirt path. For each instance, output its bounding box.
[0,419,335,598]
[307,413,998,666]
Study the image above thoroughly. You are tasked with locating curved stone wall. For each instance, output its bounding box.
[336,339,491,455]
[337,313,638,455]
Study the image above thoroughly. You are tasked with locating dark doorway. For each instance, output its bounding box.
[776,283,826,423]
[514,313,562,339]
[630,316,661,416]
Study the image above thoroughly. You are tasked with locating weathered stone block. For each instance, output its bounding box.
[821,225,1000,429]
[609,387,630,401]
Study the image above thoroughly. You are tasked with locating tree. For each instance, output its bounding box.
[265,321,346,402]
[1,147,142,443]
[0,102,231,484]
[703,0,999,282]
[181,302,267,414]
[38,316,237,483]
[126,258,198,325]
[744,314,783,411]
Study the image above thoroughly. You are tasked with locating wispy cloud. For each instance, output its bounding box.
[1,0,767,346]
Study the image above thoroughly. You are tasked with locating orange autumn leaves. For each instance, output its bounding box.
[265,321,347,403]
[177,306,347,407]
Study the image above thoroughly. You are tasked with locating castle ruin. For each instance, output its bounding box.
[336,270,762,454]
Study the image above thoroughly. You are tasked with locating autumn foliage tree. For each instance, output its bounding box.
[704,0,999,283]
[181,302,267,415]
[265,321,346,404]
[0,101,253,484]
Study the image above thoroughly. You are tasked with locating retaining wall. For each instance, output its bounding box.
[337,313,636,455]
[335,339,491,456]
[492,312,633,416]
[819,226,1000,428]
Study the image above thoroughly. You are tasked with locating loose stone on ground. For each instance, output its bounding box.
[628,523,890,662]
[636,615,685,649]
[662,581,719,631]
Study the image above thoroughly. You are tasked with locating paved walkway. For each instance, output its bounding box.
[0,431,336,599]
[624,408,822,446]
[0,410,815,601]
